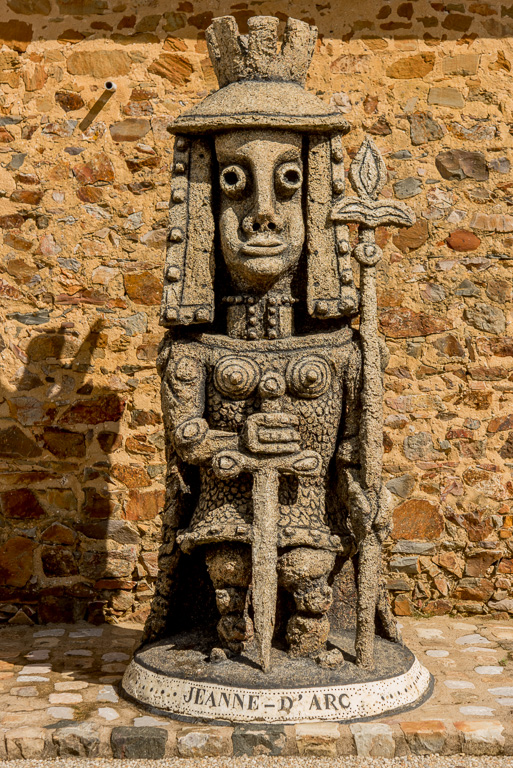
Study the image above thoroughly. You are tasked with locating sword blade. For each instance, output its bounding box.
[251,467,280,673]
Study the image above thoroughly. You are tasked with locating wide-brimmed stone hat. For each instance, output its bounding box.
[168,15,349,135]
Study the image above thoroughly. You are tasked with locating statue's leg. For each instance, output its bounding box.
[205,543,253,654]
[278,547,335,657]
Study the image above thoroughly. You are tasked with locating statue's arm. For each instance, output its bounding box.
[337,339,392,541]
[159,342,238,466]
[337,341,362,470]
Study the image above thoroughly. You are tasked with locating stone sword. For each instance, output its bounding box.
[212,416,322,674]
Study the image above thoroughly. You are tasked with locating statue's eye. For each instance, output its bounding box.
[276,162,302,197]
[220,165,247,197]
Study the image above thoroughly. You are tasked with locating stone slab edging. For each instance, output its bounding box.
[2,718,513,759]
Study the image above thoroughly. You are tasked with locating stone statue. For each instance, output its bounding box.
[123,15,432,723]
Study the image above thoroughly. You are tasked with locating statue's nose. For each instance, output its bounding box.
[250,216,281,233]
[243,204,283,235]
[243,176,283,235]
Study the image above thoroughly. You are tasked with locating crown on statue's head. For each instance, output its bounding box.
[168,14,347,135]
[205,15,317,88]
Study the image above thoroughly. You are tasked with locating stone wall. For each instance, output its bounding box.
[0,0,512,626]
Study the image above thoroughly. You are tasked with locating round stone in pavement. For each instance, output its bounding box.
[426,650,449,657]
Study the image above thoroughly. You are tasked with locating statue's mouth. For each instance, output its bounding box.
[241,237,286,257]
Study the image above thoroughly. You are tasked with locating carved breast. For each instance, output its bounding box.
[213,355,260,399]
[213,353,332,401]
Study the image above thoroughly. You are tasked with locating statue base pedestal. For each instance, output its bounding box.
[121,629,432,724]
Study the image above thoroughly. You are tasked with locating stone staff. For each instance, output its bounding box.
[332,137,415,669]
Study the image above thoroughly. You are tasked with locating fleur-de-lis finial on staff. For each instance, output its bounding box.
[332,137,415,669]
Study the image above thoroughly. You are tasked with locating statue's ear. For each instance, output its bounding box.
[306,134,359,319]
[160,135,215,327]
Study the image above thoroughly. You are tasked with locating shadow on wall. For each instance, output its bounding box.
[0,320,148,627]
[0,0,508,45]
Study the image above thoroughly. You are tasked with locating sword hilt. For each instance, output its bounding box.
[212,448,322,480]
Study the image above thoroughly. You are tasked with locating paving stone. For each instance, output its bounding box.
[416,628,444,639]
[444,680,476,690]
[11,685,38,696]
[19,664,52,675]
[98,707,119,721]
[111,726,168,759]
[475,666,504,675]
[232,724,286,756]
[69,627,103,638]
[54,682,88,691]
[25,649,50,661]
[97,684,119,703]
[461,647,498,654]
[101,652,130,662]
[133,716,169,727]
[489,687,513,697]
[460,706,495,716]
[456,633,491,645]
[5,726,46,759]
[455,720,505,756]
[426,649,449,657]
[47,706,74,719]
[350,723,395,757]
[177,727,233,757]
[49,692,83,704]
[296,723,340,756]
[52,722,100,757]
[400,721,447,755]
[33,629,65,637]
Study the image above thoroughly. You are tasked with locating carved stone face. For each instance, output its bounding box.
[215,130,304,292]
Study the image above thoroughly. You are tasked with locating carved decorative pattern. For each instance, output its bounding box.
[348,137,387,201]
[214,355,260,399]
[287,356,331,399]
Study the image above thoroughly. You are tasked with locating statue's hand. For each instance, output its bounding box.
[174,417,238,464]
[242,412,301,456]
[343,468,392,543]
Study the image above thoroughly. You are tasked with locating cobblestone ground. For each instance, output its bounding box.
[1,760,513,768]
[2,617,513,758]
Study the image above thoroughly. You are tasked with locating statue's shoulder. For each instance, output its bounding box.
[156,333,208,376]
